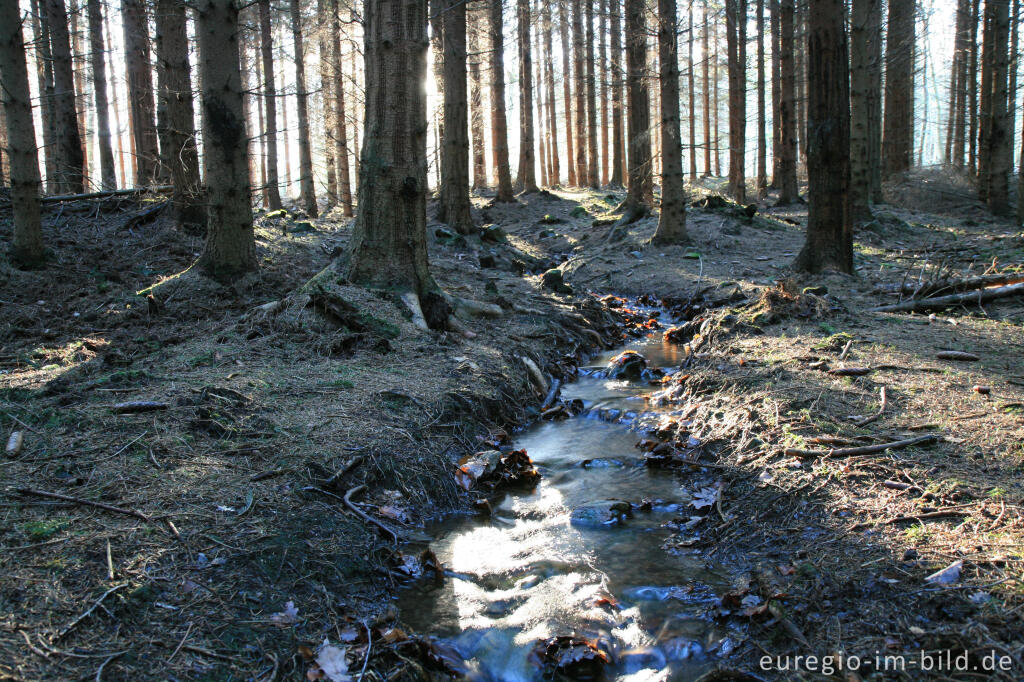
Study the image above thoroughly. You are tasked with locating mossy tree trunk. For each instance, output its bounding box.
[196,0,256,279]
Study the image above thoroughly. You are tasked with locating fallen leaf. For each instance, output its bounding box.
[271,600,300,625]
[925,560,963,585]
[315,640,352,682]
[690,486,720,510]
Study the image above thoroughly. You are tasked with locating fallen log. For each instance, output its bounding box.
[40,185,173,203]
[880,272,1024,298]
[784,434,938,459]
[870,281,1024,313]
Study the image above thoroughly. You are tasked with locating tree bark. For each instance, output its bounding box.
[155,0,201,224]
[488,0,515,200]
[702,0,711,176]
[850,0,881,221]
[329,0,353,217]
[770,0,780,187]
[980,0,1011,215]
[46,0,84,194]
[69,0,89,190]
[469,6,487,189]
[881,0,914,179]
[534,5,548,186]
[572,0,587,185]
[653,0,688,243]
[516,0,538,192]
[968,0,980,176]
[543,2,560,186]
[712,17,721,176]
[599,0,609,185]
[775,0,798,204]
[622,0,652,218]
[559,1,578,186]
[585,0,599,187]
[610,0,625,186]
[288,0,318,217]
[439,0,474,231]
[122,0,158,186]
[196,0,256,278]
[687,2,697,181]
[258,0,282,210]
[1,0,45,264]
[755,0,767,197]
[346,0,445,323]
[318,0,337,206]
[794,0,851,274]
[87,0,116,190]
[725,0,746,202]
[32,0,57,193]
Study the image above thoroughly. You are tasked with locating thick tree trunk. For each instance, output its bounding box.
[599,0,609,185]
[439,0,473,231]
[981,0,1011,215]
[47,0,84,194]
[687,3,697,181]
[155,0,201,224]
[346,0,444,323]
[770,0,780,187]
[950,0,971,168]
[87,0,116,190]
[318,0,337,206]
[775,0,798,204]
[850,0,881,221]
[572,0,587,185]
[881,0,914,178]
[702,0,711,176]
[258,0,282,210]
[488,0,515,200]
[1,0,45,264]
[712,18,721,176]
[652,0,688,243]
[122,0,158,186]
[794,0,851,274]
[623,0,652,217]
[725,0,746,202]
[755,0,767,197]
[196,0,256,278]
[559,1,578,186]
[610,0,625,186]
[585,0,599,188]
[469,6,487,189]
[330,0,353,217]
[516,0,538,192]
[289,0,318,217]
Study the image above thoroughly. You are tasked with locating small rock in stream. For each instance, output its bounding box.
[570,500,632,528]
[606,350,648,380]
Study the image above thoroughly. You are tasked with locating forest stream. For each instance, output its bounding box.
[398,317,738,681]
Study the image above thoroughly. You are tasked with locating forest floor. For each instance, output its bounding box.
[1,168,1023,680]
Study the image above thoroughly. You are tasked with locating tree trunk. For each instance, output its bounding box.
[0,102,7,188]
[702,0,711,176]
[770,0,780,187]
[288,0,317,217]
[712,18,721,176]
[196,0,256,278]
[439,0,473,230]
[968,0,981,176]
[469,6,487,189]
[559,1,578,186]
[850,0,881,221]
[122,0,158,186]
[755,0,767,197]
[87,0,116,190]
[32,0,57,193]
[775,0,798,204]
[69,0,89,189]
[610,0,625,186]
[534,6,548,186]
[316,0,336,205]
[258,0,282,210]
[652,0,688,243]
[794,0,851,274]
[47,0,84,194]
[543,2,560,186]
[329,0,353,217]
[687,2,697,181]
[599,0,609,185]
[488,0,515,200]
[981,0,1011,215]
[951,0,971,168]
[279,20,292,197]
[881,0,914,178]
[725,0,746,202]
[155,0,202,224]
[585,0,600,187]
[1009,0,1019,162]
[572,0,587,185]
[516,0,538,192]
[623,0,652,218]
[1,0,45,264]
[346,0,445,324]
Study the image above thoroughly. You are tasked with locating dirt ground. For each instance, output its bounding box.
[1,168,1023,680]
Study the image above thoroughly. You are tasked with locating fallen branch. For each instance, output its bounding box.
[784,434,938,459]
[881,271,1024,298]
[870,281,1024,313]
[16,488,152,522]
[112,401,169,414]
[541,378,562,410]
[40,186,173,203]
[344,484,401,543]
[851,509,968,531]
[855,386,887,427]
[56,584,128,640]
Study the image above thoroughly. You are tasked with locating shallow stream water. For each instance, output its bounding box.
[398,329,737,681]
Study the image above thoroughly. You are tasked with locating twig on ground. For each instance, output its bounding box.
[344,484,401,543]
[166,622,193,663]
[784,434,938,460]
[850,509,970,531]
[358,622,373,682]
[16,488,152,522]
[56,584,127,640]
[95,651,126,682]
[855,386,888,427]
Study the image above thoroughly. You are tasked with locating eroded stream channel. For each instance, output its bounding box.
[398,322,742,681]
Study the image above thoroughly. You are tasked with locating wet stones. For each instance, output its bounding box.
[541,268,574,295]
[569,500,633,528]
[455,449,541,492]
[531,636,609,680]
[605,350,647,380]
